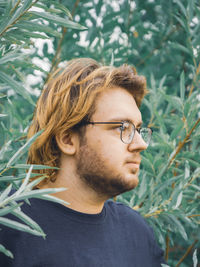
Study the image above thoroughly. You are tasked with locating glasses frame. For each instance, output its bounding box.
[82,121,153,145]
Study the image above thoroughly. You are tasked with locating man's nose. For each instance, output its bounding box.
[128,130,148,152]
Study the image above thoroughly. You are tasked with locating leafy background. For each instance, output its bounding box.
[0,0,199,266]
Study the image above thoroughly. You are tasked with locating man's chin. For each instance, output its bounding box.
[109,176,139,198]
[125,173,139,188]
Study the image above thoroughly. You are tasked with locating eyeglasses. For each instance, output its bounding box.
[82,121,153,145]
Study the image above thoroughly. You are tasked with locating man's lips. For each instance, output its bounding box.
[126,161,141,169]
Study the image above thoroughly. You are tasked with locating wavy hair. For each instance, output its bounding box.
[27,58,147,182]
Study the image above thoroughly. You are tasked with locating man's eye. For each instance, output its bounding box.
[112,125,122,132]
[121,123,129,131]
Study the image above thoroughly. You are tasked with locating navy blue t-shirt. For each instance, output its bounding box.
[0,198,165,267]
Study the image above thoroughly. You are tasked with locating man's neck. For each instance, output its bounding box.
[39,168,106,214]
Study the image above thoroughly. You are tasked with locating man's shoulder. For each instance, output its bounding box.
[106,200,146,224]
[106,199,144,218]
[105,200,150,229]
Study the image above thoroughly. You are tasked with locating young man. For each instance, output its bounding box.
[0,58,165,266]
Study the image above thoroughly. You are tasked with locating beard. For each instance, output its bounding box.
[76,138,138,199]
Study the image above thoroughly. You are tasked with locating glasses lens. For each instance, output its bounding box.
[121,122,135,144]
[140,128,152,145]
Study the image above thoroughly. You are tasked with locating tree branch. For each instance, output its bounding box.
[44,0,81,85]
[169,118,200,165]
[0,0,39,37]
[175,239,198,267]
[188,61,200,97]
[165,233,170,262]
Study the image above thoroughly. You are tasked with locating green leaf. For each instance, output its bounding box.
[11,164,59,170]
[15,21,62,38]
[0,184,12,202]
[50,2,73,20]
[0,0,33,35]
[33,194,69,207]
[170,120,184,140]
[173,14,187,29]
[174,0,187,17]
[28,11,87,30]
[159,75,167,91]
[154,175,182,195]
[184,101,190,116]
[0,173,40,182]
[150,73,156,91]
[15,165,33,196]
[192,249,198,267]
[165,214,188,240]
[26,176,47,190]
[0,70,34,105]
[0,244,13,258]
[10,188,67,202]
[10,205,44,234]
[153,109,167,133]
[162,94,183,111]
[171,42,191,55]
[188,0,195,22]
[141,157,154,173]
[0,140,12,160]
[0,1,7,6]
[174,191,183,209]
[0,217,45,237]
[0,51,22,65]
[169,187,183,210]
[6,130,43,168]
[137,173,147,199]
[17,30,50,39]
[0,203,22,216]
[180,71,185,101]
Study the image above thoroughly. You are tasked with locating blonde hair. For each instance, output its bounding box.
[27,58,147,181]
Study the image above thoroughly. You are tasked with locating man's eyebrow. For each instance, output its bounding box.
[108,117,143,127]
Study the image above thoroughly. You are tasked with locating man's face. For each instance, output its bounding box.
[76,87,147,198]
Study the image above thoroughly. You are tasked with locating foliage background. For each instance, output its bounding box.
[0,0,200,266]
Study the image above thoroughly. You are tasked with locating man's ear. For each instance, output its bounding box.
[56,130,78,155]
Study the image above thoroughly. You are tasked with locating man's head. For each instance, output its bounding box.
[28,58,148,196]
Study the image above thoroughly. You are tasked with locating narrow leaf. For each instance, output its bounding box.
[15,165,33,196]
[167,214,188,240]
[0,244,13,258]
[26,176,47,190]
[174,0,187,17]
[12,164,59,170]
[0,184,12,202]
[10,188,67,202]
[33,193,69,207]
[0,217,45,237]
[0,71,34,105]
[6,130,43,168]
[180,71,185,101]
[11,207,44,234]
[0,140,12,160]
[171,42,191,55]
[15,21,62,38]
[29,11,87,30]
[51,2,73,20]
[0,173,40,182]
[193,249,198,267]
[0,51,22,65]
[0,203,22,216]
[174,191,183,209]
